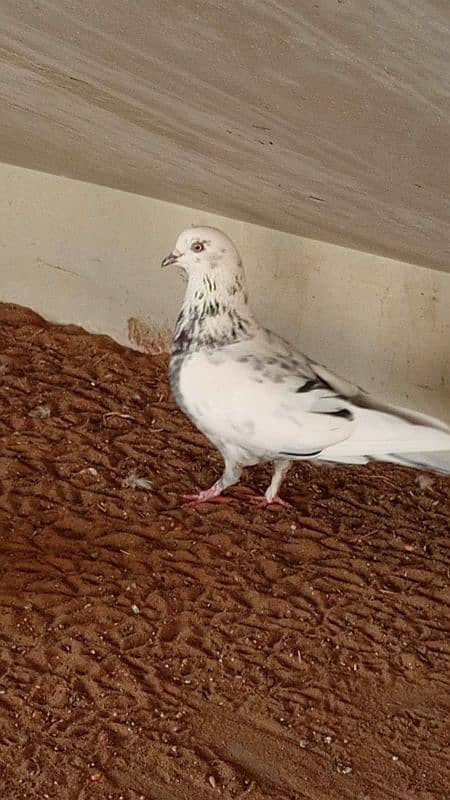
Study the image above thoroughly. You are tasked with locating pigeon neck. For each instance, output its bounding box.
[172,268,256,355]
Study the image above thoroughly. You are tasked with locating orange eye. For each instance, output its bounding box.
[191,241,205,253]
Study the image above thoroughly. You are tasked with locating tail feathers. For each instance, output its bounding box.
[318,450,450,475]
[356,394,450,434]
[312,362,450,434]
[380,451,450,475]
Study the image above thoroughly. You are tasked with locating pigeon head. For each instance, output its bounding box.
[161,227,242,279]
[166,227,255,353]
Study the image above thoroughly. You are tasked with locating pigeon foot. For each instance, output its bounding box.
[242,493,292,509]
[181,486,231,508]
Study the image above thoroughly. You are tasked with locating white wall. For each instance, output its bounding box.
[1,162,449,421]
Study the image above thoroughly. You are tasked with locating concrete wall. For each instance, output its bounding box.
[1,162,449,421]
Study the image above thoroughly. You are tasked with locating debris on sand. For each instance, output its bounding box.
[415,474,434,490]
[121,472,152,490]
[79,467,99,478]
[103,411,136,423]
[299,739,309,749]
[29,403,51,418]
[335,763,353,775]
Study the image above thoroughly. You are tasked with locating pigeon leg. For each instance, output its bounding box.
[265,459,292,504]
[244,459,293,508]
[181,458,242,507]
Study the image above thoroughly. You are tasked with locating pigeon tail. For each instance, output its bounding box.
[317,406,450,474]
[318,451,450,475]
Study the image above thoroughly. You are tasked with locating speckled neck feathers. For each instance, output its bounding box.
[172,262,256,355]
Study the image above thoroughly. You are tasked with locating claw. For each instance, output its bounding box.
[242,493,292,509]
[181,495,231,508]
[180,486,231,508]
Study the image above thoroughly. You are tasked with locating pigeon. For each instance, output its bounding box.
[162,227,450,507]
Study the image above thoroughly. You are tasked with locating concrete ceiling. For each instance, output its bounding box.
[1,0,450,271]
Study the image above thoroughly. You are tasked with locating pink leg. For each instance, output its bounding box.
[242,459,293,509]
[181,461,242,508]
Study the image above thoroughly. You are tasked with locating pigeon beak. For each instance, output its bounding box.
[161,250,181,268]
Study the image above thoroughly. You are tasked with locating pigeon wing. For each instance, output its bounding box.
[178,335,354,459]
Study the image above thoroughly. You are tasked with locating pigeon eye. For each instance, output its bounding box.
[192,241,205,253]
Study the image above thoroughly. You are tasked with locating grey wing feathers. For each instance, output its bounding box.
[310,362,450,434]
[261,330,448,435]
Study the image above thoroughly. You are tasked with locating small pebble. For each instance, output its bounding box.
[336,763,353,774]
[84,467,99,477]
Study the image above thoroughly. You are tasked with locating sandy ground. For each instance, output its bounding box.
[0,303,449,800]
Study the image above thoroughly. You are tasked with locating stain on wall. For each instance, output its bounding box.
[128,317,172,354]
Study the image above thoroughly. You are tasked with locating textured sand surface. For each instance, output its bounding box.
[0,304,449,799]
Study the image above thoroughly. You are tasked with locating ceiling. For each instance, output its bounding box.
[1,0,449,271]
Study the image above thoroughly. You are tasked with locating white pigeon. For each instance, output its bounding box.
[162,227,450,507]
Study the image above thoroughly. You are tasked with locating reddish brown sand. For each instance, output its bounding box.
[0,304,449,800]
